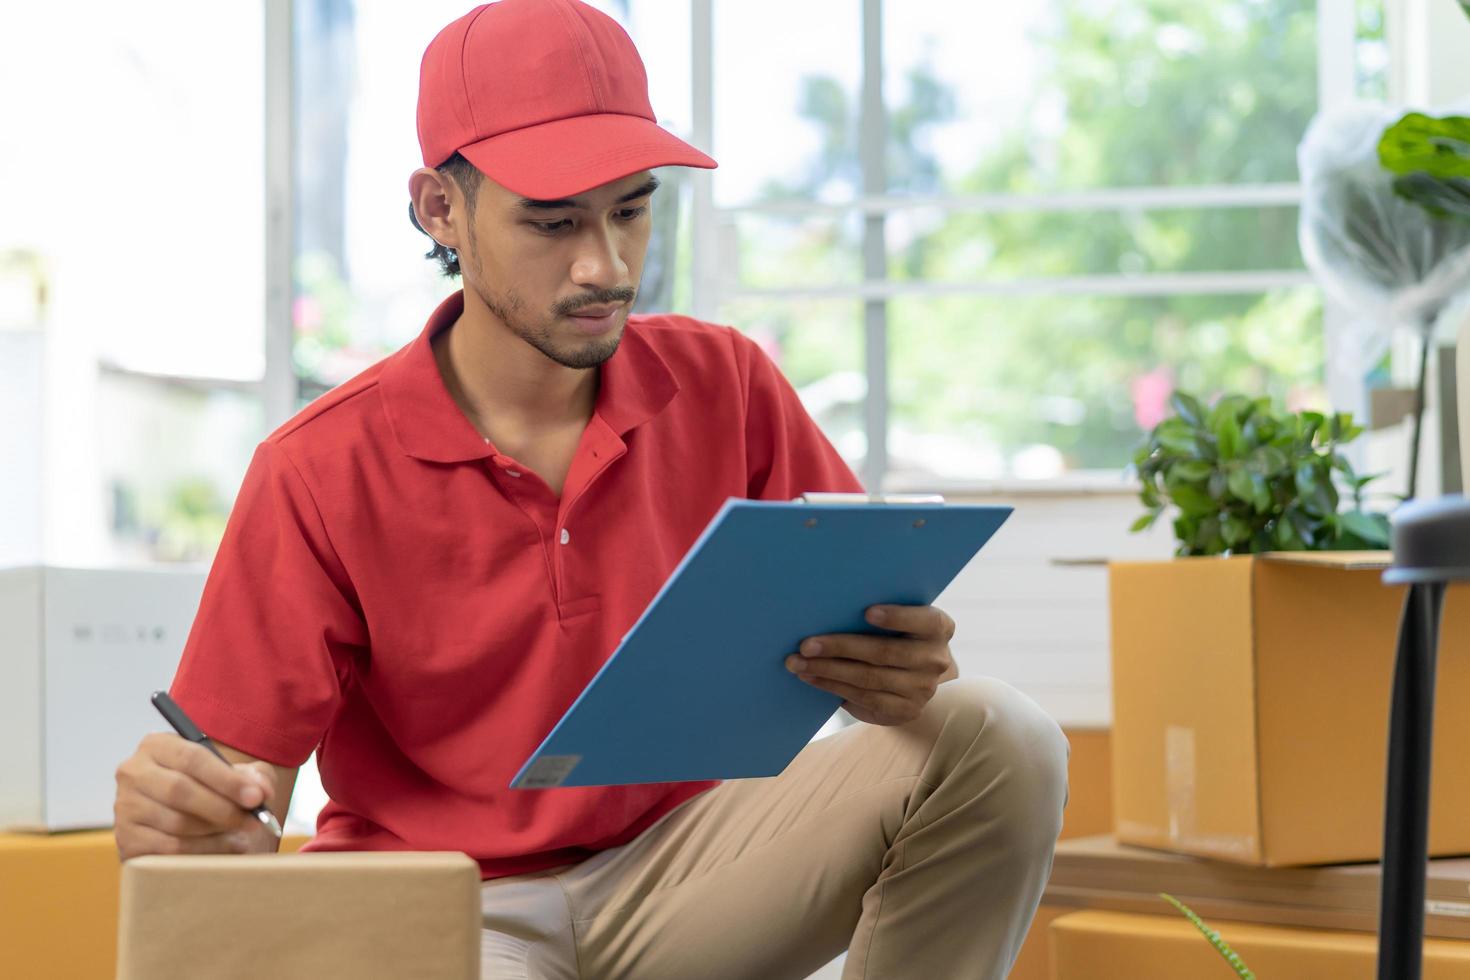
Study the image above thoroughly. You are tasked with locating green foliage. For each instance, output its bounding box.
[746,0,1327,471]
[1378,112,1470,222]
[1132,392,1391,556]
[1160,893,1257,979]
[143,478,231,563]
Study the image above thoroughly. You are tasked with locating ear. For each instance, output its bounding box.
[408,168,462,251]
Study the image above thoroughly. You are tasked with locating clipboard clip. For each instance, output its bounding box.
[797,492,946,505]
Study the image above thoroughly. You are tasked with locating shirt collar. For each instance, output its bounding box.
[379,289,681,464]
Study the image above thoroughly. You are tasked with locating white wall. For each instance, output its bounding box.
[937,488,1174,728]
[0,331,42,566]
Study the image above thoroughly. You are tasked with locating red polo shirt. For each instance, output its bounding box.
[170,290,862,879]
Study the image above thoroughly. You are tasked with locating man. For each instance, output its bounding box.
[112,2,1068,977]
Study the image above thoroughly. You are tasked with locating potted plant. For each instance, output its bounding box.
[1104,391,1465,870]
[1130,391,1391,555]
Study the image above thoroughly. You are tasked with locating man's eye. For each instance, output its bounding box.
[533,219,571,233]
[617,206,648,221]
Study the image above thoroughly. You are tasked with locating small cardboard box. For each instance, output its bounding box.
[1109,552,1470,866]
[0,565,205,831]
[1044,835,1470,939]
[116,852,482,980]
[1048,909,1470,979]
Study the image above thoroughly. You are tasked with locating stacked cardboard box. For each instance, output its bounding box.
[1045,835,1470,938]
[1109,551,1470,866]
[1046,552,1470,977]
[1050,909,1470,979]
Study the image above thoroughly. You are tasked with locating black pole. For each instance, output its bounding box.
[1407,327,1431,502]
[1376,581,1447,980]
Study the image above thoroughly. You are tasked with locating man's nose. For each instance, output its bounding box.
[570,223,630,290]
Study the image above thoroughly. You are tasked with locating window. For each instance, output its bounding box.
[0,2,266,564]
[699,0,1387,488]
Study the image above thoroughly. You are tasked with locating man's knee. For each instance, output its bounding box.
[924,677,1070,846]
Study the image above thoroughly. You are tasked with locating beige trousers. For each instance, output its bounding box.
[480,678,1070,980]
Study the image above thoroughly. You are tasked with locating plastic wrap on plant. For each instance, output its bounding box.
[1298,100,1470,376]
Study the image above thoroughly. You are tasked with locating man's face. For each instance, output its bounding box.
[459,170,657,370]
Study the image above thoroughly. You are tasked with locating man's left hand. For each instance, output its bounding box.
[785,604,958,726]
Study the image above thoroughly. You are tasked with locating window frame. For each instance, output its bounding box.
[689,0,1367,492]
[102,0,1369,496]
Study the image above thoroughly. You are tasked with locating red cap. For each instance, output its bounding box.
[417,0,717,200]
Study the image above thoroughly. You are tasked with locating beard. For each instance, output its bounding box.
[468,274,634,371]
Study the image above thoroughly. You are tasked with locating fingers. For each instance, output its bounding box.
[148,733,272,810]
[116,734,272,837]
[127,759,260,832]
[239,761,279,803]
[793,674,923,725]
[786,653,939,700]
[798,633,944,671]
[115,791,248,839]
[865,604,956,641]
[115,824,245,861]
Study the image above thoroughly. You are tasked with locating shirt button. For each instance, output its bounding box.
[560,528,571,545]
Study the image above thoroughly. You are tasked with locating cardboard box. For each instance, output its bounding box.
[1109,551,1470,866]
[1048,909,1470,979]
[116,852,481,980]
[0,831,308,980]
[0,565,205,830]
[1044,835,1470,939]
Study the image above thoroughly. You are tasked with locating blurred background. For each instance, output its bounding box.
[4,0,1469,835]
[0,0,1422,567]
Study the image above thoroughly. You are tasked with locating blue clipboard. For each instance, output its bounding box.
[510,494,1012,789]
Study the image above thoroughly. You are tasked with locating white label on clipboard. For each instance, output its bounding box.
[515,755,583,788]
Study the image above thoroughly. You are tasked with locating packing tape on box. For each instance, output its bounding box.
[1162,724,1258,861]
[1165,725,1196,844]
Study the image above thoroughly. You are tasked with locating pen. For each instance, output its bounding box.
[149,690,283,839]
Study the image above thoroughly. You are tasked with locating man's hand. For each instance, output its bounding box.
[113,733,282,860]
[785,604,959,726]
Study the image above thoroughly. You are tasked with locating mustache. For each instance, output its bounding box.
[556,287,637,317]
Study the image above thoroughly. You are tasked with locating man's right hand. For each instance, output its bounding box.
[113,733,281,860]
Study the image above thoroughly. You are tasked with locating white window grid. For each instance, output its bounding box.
[115,0,1358,494]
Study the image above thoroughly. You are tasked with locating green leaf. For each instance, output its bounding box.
[1398,172,1470,215]
[1298,411,1324,445]
[1288,507,1320,548]
[1295,461,1336,514]
[1170,392,1205,428]
[1170,483,1217,517]
[1251,474,1271,514]
[1159,894,1256,980]
[1379,112,1470,178]
[1208,470,1229,501]
[1216,411,1244,460]
[1208,394,1249,430]
[1156,418,1199,456]
[1226,466,1255,504]
[1340,510,1392,548]
[1391,172,1470,222]
[1170,460,1214,483]
[1274,517,1303,550]
[1222,514,1252,548]
[1245,446,1289,477]
[1193,516,1224,555]
[1130,512,1159,533]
